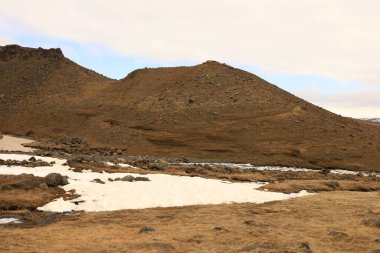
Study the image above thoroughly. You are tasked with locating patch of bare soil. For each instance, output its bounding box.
[0,192,379,252]
[1,45,380,172]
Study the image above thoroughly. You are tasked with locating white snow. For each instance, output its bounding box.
[176,162,380,177]
[0,218,22,224]
[0,135,34,152]
[0,154,312,213]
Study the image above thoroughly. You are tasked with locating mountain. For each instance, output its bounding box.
[362,118,380,123]
[1,45,380,171]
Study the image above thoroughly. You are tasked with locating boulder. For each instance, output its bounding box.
[45,173,68,187]
[120,175,135,182]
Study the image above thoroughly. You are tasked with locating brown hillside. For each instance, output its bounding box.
[0,45,379,171]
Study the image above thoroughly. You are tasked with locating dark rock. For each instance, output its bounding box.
[146,164,164,171]
[139,226,155,233]
[363,219,380,228]
[92,178,105,184]
[28,157,37,162]
[134,176,150,182]
[187,235,202,244]
[243,220,269,228]
[213,226,229,232]
[299,242,313,253]
[325,181,340,189]
[329,231,349,239]
[320,168,331,174]
[45,173,68,187]
[120,175,135,182]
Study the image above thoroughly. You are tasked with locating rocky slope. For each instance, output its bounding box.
[0,45,379,171]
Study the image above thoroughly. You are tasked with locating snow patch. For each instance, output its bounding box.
[0,154,312,213]
[176,162,380,177]
[0,218,22,224]
[0,135,34,152]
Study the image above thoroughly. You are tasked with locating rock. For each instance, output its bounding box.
[45,173,68,187]
[146,164,164,171]
[213,226,229,233]
[325,181,340,189]
[120,175,135,182]
[134,176,150,182]
[92,178,105,184]
[243,220,269,228]
[328,231,348,239]
[363,219,380,228]
[28,157,37,162]
[139,226,155,233]
[299,242,313,253]
[320,168,331,174]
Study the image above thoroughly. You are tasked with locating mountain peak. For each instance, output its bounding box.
[0,44,64,61]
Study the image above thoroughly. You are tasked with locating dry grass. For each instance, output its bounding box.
[1,191,379,252]
[260,179,380,193]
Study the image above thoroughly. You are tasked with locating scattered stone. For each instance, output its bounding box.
[325,181,340,190]
[45,173,68,187]
[134,176,150,182]
[187,235,202,244]
[146,164,164,171]
[120,175,135,182]
[92,178,105,184]
[213,226,229,232]
[139,226,155,233]
[320,168,331,174]
[363,219,380,228]
[0,159,50,167]
[328,231,349,239]
[299,242,313,253]
[243,220,269,228]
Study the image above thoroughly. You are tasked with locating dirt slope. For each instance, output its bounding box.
[1,45,380,171]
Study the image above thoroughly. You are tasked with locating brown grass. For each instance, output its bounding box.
[260,179,380,193]
[1,191,379,252]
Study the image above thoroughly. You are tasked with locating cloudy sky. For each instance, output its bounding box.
[1,0,379,118]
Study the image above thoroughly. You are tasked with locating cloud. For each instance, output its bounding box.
[295,89,380,118]
[1,0,380,86]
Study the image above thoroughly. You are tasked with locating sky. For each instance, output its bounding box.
[0,0,379,118]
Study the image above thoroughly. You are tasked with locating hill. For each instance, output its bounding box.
[0,45,379,171]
